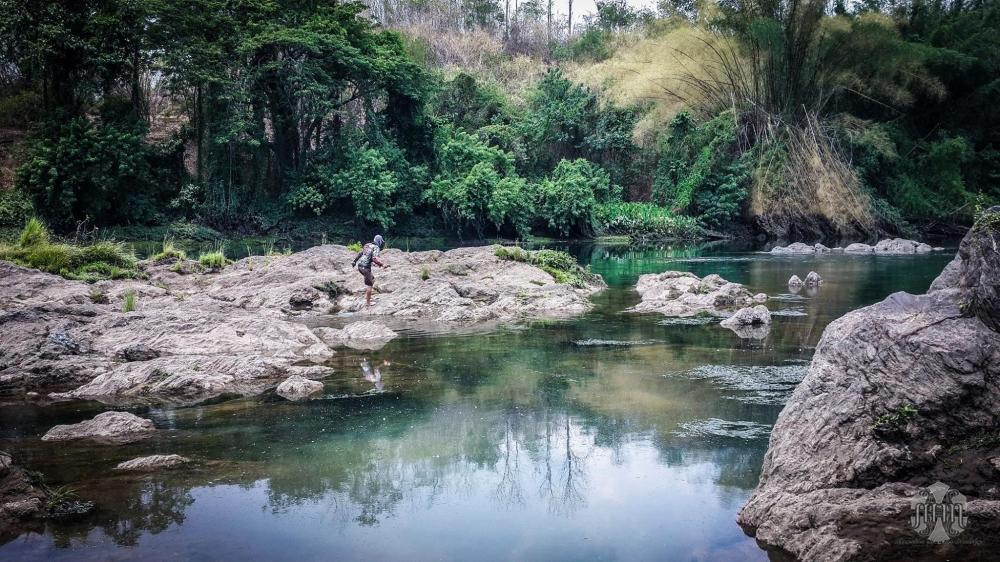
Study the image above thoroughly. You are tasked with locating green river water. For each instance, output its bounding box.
[0,242,955,561]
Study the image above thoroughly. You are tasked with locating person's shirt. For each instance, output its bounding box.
[357,243,380,269]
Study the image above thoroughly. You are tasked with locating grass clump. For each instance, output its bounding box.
[420,266,430,280]
[594,202,702,241]
[494,246,598,288]
[0,218,137,281]
[198,242,230,270]
[873,404,917,434]
[122,289,137,313]
[151,238,187,263]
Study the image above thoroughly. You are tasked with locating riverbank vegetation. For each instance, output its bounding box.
[0,0,995,242]
[0,219,138,280]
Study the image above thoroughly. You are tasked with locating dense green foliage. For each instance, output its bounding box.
[0,0,995,243]
[494,246,597,287]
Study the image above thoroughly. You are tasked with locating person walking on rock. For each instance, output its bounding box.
[352,235,387,307]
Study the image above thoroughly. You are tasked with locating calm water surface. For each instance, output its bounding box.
[0,242,954,561]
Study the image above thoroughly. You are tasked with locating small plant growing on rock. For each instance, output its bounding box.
[347,242,363,252]
[198,242,230,270]
[122,289,137,313]
[420,266,430,280]
[151,238,186,263]
[873,404,917,435]
[89,287,108,304]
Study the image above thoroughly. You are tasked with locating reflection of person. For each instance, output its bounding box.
[361,358,389,392]
[352,235,387,307]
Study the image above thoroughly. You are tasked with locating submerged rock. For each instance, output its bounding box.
[804,271,822,286]
[114,454,190,471]
[41,411,155,444]
[1,245,603,402]
[738,213,1000,561]
[628,271,761,318]
[275,375,324,401]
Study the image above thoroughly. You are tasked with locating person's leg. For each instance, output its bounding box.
[365,286,372,306]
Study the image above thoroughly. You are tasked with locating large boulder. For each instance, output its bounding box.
[114,454,190,472]
[627,272,760,317]
[843,243,874,254]
[41,411,155,444]
[275,374,324,401]
[738,214,1000,561]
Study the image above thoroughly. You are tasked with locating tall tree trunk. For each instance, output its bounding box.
[568,0,573,36]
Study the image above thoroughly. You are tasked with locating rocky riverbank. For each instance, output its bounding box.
[0,245,604,403]
[739,211,1000,561]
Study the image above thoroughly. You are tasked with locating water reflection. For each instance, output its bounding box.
[0,242,954,561]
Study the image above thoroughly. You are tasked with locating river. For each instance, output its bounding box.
[0,241,955,561]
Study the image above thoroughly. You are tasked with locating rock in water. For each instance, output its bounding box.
[813,243,831,253]
[314,321,398,351]
[0,453,50,527]
[788,275,803,287]
[275,375,324,401]
[115,454,190,471]
[804,271,822,286]
[41,411,155,444]
[738,215,1000,561]
[770,242,817,255]
[843,243,874,254]
[627,272,761,317]
[874,238,932,254]
[720,305,771,339]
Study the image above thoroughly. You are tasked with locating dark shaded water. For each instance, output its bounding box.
[0,242,954,561]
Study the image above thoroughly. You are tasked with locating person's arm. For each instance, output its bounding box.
[352,251,363,267]
[372,256,386,268]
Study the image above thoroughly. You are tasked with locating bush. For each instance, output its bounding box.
[0,218,137,280]
[594,201,702,240]
[494,246,596,288]
[0,189,34,228]
[532,159,614,237]
[198,250,229,270]
[0,90,42,127]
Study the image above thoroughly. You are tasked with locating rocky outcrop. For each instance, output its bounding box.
[275,375,324,401]
[738,216,1000,561]
[314,321,398,351]
[627,272,761,318]
[114,454,190,471]
[41,411,155,444]
[1,245,603,402]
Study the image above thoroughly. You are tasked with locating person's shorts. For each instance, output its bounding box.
[358,266,374,287]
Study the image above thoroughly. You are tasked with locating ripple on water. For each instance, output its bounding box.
[682,364,808,405]
[769,294,809,302]
[674,418,772,440]
[770,308,808,317]
[571,339,660,347]
[657,316,716,326]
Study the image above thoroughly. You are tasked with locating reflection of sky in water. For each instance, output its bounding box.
[0,242,955,560]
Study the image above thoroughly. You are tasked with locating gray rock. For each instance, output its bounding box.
[874,238,932,254]
[813,243,831,253]
[114,344,159,362]
[804,271,822,286]
[929,255,962,292]
[957,207,1000,332]
[114,454,190,471]
[770,242,816,255]
[788,275,803,287]
[627,271,760,317]
[314,321,399,351]
[0,452,11,474]
[720,305,771,339]
[843,243,874,254]
[738,218,1000,561]
[275,375,324,401]
[41,411,155,444]
[753,293,768,303]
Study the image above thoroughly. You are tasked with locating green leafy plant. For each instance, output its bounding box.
[198,243,230,270]
[347,242,363,252]
[420,266,430,280]
[873,404,918,433]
